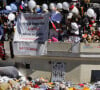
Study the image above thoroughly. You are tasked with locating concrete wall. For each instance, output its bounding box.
[2,41,100,83]
[0,57,88,83]
[80,61,100,83]
[1,57,100,83]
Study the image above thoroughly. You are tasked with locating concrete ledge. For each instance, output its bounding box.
[3,41,100,58]
[80,43,100,53]
[47,42,72,52]
[80,54,100,58]
[48,51,80,57]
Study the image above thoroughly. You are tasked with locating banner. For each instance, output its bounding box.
[51,62,65,82]
[13,42,47,56]
[14,27,39,42]
[15,13,49,42]
[13,13,49,56]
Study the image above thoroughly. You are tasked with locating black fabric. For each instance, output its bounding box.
[0,66,19,78]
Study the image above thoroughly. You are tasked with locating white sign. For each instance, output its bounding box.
[16,13,49,42]
[51,62,66,82]
[14,26,39,42]
[13,13,48,56]
[13,42,47,56]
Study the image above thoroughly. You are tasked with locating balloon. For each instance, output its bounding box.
[62,2,69,10]
[28,0,36,10]
[87,8,95,17]
[49,3,56,10]
[57,3,62,10]
[6,6,12,11]
[42,4,48,10]
[8,13,15,21]
[51,12,62,22]
[10,3,17,11]
[35,5,41,13]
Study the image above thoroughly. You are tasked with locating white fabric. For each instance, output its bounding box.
[30,88,44,90]
[0,76,12,83]
[71,22,79,30]
[87,8,95,17]
[74,30,79,35]
[67,12,73,19]
[69,36,80,43]
[72,0,77,1]
[71,6,79,15]
[18,71,24,77]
